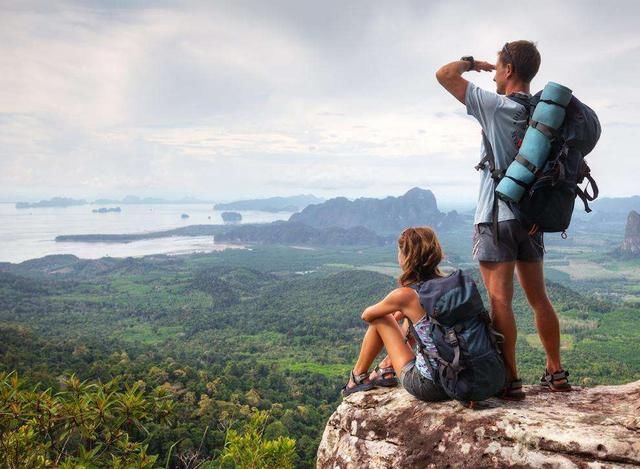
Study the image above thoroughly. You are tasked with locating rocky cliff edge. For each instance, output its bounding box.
[317,381,640,468]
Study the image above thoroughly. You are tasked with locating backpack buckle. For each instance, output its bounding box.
[446,329,458,346]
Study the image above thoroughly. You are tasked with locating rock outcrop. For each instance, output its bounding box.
[621,210,640,255]
[317,382,640,468]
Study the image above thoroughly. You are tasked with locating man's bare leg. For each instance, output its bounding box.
[515,260,562,373]
[479,260,517,381]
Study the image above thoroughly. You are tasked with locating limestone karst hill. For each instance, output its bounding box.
[317,381,640,468]
[621,210,640,255]
[289,187,464,235]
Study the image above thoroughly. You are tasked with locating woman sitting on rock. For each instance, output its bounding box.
[342,226,450,402]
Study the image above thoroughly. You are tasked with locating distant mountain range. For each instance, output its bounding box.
[589,196,640,214]
[15,197,87,209]
[45,188,640,250]
[215,221,387,246]
[212,188,466,245]
[289,187,465,235]
[14,194,324,210]
[94,195,213,205]
[572,196,640,227]
[214,194,324,213]
[15,195,215,208]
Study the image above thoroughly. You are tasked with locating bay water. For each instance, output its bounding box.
[0,203,292,263]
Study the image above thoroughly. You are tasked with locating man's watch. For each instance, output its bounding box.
[461,56,475,72]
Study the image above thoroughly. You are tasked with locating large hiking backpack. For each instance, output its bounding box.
[408,270,505,404]
[478,91,601,236]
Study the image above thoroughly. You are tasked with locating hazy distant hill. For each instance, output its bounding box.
[215,221,387,247]
[587,196,640,215]
[15,197,87,209]
[571,195,640,228]
[214,194,324,212]
[289,187,464,235]
[94,195,213,204]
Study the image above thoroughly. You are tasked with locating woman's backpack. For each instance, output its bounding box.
[409,270,505,404]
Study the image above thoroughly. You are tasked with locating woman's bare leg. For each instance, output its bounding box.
[351,315,414,386]
[370,318,414,379]
[353,324,385,376]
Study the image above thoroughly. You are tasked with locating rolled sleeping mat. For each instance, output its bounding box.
[496,82,573,203]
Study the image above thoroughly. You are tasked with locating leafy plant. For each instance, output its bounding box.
[0,372,173,468]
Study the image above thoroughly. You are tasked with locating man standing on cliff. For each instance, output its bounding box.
[435,41,571,399]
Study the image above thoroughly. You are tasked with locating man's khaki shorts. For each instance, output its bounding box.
[472,220,544,262]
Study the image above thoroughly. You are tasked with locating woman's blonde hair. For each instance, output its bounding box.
[397,227,444,287]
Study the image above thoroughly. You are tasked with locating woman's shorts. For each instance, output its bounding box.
[400,359,449,402]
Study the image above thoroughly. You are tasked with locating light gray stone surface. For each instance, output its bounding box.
[317,381,640,468]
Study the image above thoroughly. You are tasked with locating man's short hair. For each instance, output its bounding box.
[499,40,541,84]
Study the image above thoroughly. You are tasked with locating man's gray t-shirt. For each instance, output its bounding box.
[465,82,530,225]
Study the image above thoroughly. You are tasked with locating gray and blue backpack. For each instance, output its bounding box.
[477,91,601,237]
[409,270,505,404]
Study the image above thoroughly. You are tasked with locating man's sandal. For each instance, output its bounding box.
[341,370,375,397]
[369,366,398,387]
[540,369,572,392]
[496,378,526,401]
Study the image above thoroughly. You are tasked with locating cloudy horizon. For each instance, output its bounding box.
[1,0,638,205]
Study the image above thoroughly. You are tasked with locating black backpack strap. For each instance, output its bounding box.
[576,174,599,213]
[444,328,462,373]
[583,173,599,201]
[576,188,592,213]
[478,131,503,245]
[576,161,599,213]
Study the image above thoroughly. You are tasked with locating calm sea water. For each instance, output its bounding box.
[0,203,292,263]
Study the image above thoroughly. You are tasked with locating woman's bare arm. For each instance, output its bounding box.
[361,288,424,323]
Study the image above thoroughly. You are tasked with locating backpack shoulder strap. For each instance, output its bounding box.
[476,131,502,244]
[506,92,532,112]
[473,93,533,242]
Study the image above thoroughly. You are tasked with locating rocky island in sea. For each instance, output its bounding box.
[92,207,121,213]
[221,211,242,224]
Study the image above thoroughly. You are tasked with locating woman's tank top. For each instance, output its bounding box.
[409,287,439,381]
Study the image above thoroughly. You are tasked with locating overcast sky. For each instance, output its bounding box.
[1,0,638,204]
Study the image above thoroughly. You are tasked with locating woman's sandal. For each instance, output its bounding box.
[540,369,572,392]
[496,378,526,401]
[341,370,375,397]
[369,366,399,387]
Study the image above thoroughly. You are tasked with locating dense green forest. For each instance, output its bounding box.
[1,238,639,467]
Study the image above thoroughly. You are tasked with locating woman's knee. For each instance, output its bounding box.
[370,314,397,328]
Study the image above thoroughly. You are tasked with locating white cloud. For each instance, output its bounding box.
[0,0,639,202]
